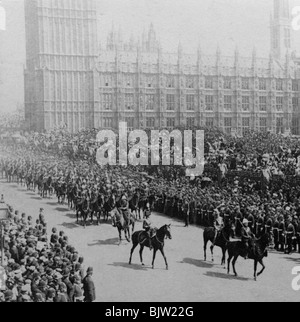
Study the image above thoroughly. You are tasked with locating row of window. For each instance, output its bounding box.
[102,116,287,134]
[101,94,300,112]
[102,77,300,91]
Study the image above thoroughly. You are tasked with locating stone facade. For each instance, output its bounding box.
[24,0,300,135]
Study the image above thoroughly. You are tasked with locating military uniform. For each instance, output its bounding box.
[278,219,285,252]
[265,217,273,234]
[296,222,300,254]
[256,215,264,238]
[247,213,255,233]
[273,219,280,251]
[286,222,296,254]
[183,199,190,227]
[143,212,153,250]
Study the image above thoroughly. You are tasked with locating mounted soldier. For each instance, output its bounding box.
[213,208,224,244]
[241,218,255,259]
[118,194,130,226]
[278,215,285,252]
[256,213,264,238]
[273,216,280,251]
[142,206,154,250]
[285,217,296,254]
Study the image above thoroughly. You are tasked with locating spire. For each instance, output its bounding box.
[107,22,116,50]
[271,0,293,60]
[252,46,257,67]
[286,48,291,70]
[178,41,183,58]
[234,46,239,66]
[269,51,274,74]
[197,41,202,60]
[216,44,221,59]
[129,33,135,51]
[147,23,157,52]
[252,46,257,75]
[118,26,123,50]
[142,27,146,51]
[252,46,257,59]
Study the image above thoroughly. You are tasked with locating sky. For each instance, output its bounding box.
[0,0,300,114]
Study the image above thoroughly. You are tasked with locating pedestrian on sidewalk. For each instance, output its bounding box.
[83,267,96,303]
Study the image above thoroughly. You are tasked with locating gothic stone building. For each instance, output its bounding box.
[24,0,300,135]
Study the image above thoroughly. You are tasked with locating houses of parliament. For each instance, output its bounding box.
[24,0,300,135]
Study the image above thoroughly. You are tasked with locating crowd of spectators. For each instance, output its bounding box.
[0,203,96,302]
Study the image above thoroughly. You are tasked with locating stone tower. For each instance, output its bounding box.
[24,0,98,132]
[271,0,293,61]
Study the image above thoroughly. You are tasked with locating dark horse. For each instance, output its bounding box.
[227,233,271,281]
[76,197,92,228]
[113,209,135,245]
[129,193,140,220]
[103,194,117,222]
[203,227,232,266]
[42,176,52,198]
[129,224,172,270]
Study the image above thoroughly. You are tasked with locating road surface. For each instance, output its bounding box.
[0,179,299,302]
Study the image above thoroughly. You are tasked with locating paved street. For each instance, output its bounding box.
[1,178,300,302]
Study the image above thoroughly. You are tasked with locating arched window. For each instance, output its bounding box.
[0,4,6,31]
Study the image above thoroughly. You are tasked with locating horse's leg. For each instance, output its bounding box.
[152,249,157,269]
[221,247,226,268]
[203,237,208,261]
[126,227,131,243]
[232,255,239,277]
[227,254,233,275]
[254,260,258,281]
[129,242,138,265]
[139,245,145,266]
[118,227,122,246]
[159,248,169,270]
[210,244,214,262]
[257,259,265,278]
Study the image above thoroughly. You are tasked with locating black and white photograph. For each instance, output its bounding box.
[1,0,300,306]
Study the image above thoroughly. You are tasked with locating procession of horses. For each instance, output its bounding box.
[3,126,300,282]
[0,149,274,281]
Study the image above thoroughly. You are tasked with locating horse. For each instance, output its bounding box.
[90,193,105,225]
[76,197,92,228]
[227,232,272,281]
[203,226,232,266]
[56,182,67,204]
[129,193,140,220]
[129,224,172,270]
[42,176,52,198]
[34,174,43,194]
[67,185,77,210]
[112,208,135,245]
[103,194,117,222]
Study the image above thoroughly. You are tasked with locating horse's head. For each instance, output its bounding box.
[264,231,273,246]
[163,224,172,240]
[257,232,272,250]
